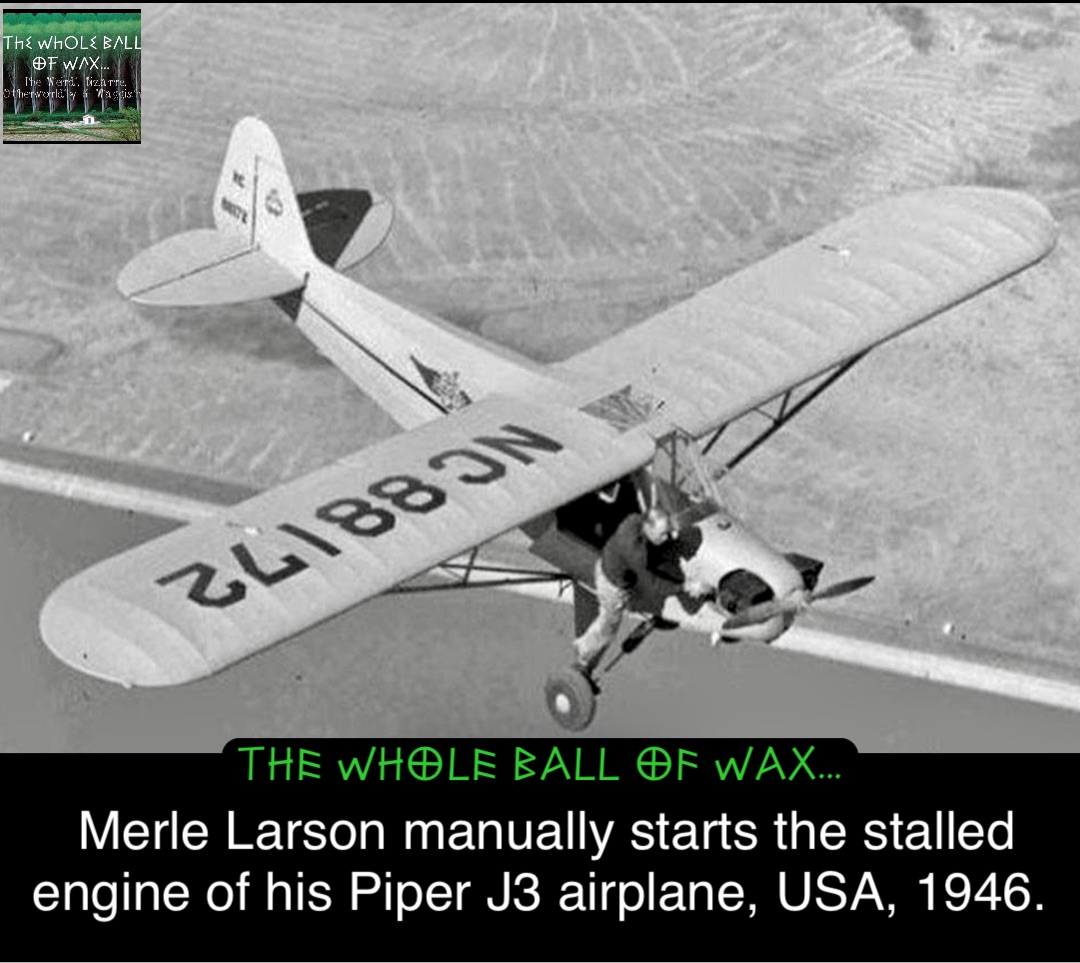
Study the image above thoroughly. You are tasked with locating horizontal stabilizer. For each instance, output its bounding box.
[117,229,304,306]
[298,189,394,271]
[334,194,393,271]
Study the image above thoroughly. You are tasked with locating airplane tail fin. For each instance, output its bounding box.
[117,117,321,306]
[212,116,315,270]
[117,117,558,429]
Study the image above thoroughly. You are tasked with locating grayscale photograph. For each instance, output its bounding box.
[3,3,1080,751]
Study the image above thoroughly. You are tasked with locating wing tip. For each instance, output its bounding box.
[40,578,207,687]
[919,185,1059,258]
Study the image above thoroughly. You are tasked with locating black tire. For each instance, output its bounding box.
[545,667,598,731]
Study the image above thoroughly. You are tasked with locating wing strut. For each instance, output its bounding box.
[389,559,572,594]
[701,351,868,474]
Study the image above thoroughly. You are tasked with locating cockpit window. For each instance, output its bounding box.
[650,428,733,529]
[553,429,734,551]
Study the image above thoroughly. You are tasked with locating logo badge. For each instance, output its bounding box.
[410,356,472,411]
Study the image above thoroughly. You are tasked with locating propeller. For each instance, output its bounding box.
[721,576,875,631]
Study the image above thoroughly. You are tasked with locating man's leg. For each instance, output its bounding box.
[573,563,629,675]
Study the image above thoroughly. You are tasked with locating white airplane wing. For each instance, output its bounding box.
[561,187,1057,437]
[40,396,654,687]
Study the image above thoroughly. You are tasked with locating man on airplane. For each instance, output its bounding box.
[573,507,681,677]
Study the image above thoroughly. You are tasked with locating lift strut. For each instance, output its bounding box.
[700,352,867,473]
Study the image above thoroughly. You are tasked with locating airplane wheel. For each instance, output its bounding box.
[545,667,597,731]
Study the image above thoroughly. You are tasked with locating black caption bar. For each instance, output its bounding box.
[4,740,1074,961]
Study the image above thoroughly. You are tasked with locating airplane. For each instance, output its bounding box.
[37,117,1058,731]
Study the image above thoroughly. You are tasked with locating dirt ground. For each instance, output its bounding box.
[3,116,128,134]
[2,4,1080,687]
[3,129,123,142]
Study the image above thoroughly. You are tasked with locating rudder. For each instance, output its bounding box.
[213,117,315,270]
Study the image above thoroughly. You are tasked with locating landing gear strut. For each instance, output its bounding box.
[545,617,660,731]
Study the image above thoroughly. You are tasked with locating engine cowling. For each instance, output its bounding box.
[656,509,805,642]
